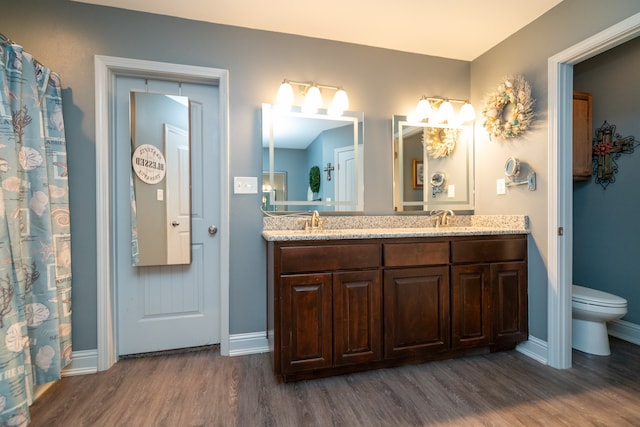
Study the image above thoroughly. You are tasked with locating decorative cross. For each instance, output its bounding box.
[324,163,335,181]
[592,121,638,189]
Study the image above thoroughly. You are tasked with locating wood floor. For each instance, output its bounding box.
[29,337,640,426]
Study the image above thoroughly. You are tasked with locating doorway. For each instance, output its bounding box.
[95,56,230,370]
[547,12,640,369]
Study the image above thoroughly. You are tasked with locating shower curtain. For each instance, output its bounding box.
[0,38,72,425]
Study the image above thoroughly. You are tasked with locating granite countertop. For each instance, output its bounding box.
[262,215,529,242]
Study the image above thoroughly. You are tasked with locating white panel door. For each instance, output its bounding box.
[165,124,190,264]
[115,77,220,355]
[335,145,363,211]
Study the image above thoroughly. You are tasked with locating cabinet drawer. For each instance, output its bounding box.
[280,243,379,274]
[451,238,526,264]
[383,242,449,267]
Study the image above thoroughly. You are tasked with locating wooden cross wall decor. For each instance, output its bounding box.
[592,121,639,189]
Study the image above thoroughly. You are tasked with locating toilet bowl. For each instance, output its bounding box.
[572,284,627,356]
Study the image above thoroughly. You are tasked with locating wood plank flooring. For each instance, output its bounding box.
[29,337,640,426]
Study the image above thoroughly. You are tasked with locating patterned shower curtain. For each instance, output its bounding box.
[0,39,72,425]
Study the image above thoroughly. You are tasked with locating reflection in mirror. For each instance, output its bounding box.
[262,171,287,211]
[130,92,191,266]
[262,104,364,212]
[393,115,474,212]
[430,172,447,198]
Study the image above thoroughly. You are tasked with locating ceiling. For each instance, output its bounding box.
[72,0,563,61]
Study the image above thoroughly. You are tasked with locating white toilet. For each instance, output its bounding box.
[572,284,627,356]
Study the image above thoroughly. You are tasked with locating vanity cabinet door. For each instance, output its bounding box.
[491,261,528,347]
[383,266,450,359]
[281,273,333,374]
[451,264,491,349]
[333,270,382,366]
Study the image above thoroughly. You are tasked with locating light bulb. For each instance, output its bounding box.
[302,85,322,114]
[275,81,294,112]
[328,89,349,116]
[460,102,476,123]
[415,97,432,121]
[438,100,454,123]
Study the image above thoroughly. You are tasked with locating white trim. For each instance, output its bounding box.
[516,336,548,365]
[62,350,99,376]
[608,319,640,346]
[228,332,270,356]
[94,55,231,371]
[547,12,640,370]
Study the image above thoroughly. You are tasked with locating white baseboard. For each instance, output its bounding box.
[516,335,548,365]
[228,331,270,356]
[608,319,640,345]
[62,349,98,377]
[68,328,620,375]
[59,332,270,377]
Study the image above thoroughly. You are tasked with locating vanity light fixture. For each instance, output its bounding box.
[409,97,476,125]
[275,79,349,116]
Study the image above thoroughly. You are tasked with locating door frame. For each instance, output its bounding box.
[547,12,640,369]
[94,55,230,371]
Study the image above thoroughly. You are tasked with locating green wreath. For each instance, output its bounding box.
[309,166,321,193]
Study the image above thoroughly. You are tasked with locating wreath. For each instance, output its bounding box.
[481,75,534,140]
[423,127,458,158]
[309,166,321,193]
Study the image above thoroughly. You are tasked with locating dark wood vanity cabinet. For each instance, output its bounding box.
[280,273,333,373]
[451,264,492,349]
[451,237,528,350]
[267,234,528,381]
[382,241,450,359]
[491,261,528,346]
[271,242,382,377]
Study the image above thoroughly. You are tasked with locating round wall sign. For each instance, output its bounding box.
[132,144,166,184]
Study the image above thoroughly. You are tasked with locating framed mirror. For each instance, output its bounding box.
[262,104,364,212]
[130,92,191,266]
[392,115,474,212]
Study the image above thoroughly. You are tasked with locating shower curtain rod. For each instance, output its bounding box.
[0,32,15,45]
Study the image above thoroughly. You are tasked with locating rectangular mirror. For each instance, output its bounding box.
[262,104,364,212]
[130,92,191,266]
[393,115,474,212]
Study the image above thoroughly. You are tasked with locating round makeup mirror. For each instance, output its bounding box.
[430,172,446,188]
[505,157,521,178]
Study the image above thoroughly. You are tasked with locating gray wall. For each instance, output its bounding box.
[573,36,640,324]
[4,0,640,353]
[470,0,640,339]
[1,0,469,350]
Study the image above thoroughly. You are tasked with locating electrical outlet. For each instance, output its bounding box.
[497,178,506,195]
[447,184,455,198]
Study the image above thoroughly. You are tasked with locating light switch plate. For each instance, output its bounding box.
[497,178,506,195]
[447,184,455,198]
[234,176,258,194]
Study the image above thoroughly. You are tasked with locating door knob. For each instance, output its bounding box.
[208,226,218,236]
[171,221,180,227]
